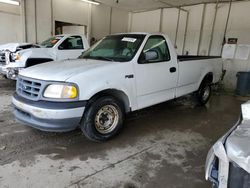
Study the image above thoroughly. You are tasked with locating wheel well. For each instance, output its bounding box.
[26,58,53,67]
[89,89,131,113]
[202,72,213,84]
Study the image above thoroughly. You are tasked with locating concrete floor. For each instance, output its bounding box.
[0,77,248,188]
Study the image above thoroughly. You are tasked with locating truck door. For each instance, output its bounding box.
[56,36,85,60]
[135,35,178,109]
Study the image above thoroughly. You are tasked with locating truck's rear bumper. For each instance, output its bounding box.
[12,93,86,132]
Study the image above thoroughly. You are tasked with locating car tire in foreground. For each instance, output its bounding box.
[80,96,124,142]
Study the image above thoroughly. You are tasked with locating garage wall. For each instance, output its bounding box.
[175,11,188,55]
[183,4,204,55]
[25,0,88,43]
[220,1,250,89]
[91,4,129,40]
[54,0,89,26]
[0,0,129,46]
[91,4,111,40]
[131,9,161,32]
[110,8,129,35]
[199,3,216,56]
[36,0,52,43]
[25,0,36,43]
[0,3,23,44]
[161,8,179,45]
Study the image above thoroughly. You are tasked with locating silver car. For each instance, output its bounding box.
[205,101,250,188]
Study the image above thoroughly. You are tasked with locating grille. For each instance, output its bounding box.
[0,51,6,65]
[17,77,42,100]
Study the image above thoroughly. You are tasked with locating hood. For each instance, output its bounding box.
[18,47,51,57]
[0,43,33,52]
[225,101,250,173]
[19,59,115,81]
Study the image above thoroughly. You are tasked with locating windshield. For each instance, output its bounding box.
[80,34,145,62]
[40,36,63,48]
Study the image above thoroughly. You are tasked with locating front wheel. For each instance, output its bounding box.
[80,96,124,142]
[196,81,212,105]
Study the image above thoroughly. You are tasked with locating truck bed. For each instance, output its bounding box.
[178,55,221,62]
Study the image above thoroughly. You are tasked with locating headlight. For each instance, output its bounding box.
[43,84,78,99]
[11,53,21,62]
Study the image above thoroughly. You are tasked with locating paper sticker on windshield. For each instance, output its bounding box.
[122,37,137,43]
[55,36,63,40]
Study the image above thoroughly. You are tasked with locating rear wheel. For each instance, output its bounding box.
[80,96,124,142]
[196,81,212,105]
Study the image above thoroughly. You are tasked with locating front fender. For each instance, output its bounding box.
[82,82,133,108]
[70,74,136,110]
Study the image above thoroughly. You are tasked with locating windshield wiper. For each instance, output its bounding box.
[91,56,114,62]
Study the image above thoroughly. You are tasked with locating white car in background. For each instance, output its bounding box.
[0,34,89,79]
[205,101,250,188]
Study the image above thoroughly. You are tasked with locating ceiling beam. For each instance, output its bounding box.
[157,0,188,12]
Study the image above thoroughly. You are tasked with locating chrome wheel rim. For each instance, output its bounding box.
[202,86,210,101]
[95,105,119,134]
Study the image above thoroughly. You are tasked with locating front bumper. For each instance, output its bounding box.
[12,93,86,132]
[0,65,7,75]
[0,65,23,80]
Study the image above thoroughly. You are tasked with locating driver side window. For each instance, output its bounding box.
[138,36,170,64]
[58,36,84,50]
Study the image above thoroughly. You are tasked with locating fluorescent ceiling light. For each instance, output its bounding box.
[0,0,20,5]
[81,0,100,5]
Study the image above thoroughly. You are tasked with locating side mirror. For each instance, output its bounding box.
[139,50,159,64]
[145,50,158,61]
[58,45,63,50]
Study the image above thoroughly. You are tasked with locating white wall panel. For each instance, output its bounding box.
[111,8,128,34]
[176,11,187,55]
[226,1,250,44]
[25,0,36,43]
[53,0,89,26]
[131,9,161,32]
[0,2,19,14]
[220,1,250,89]
[91,4,111,40]
[199,4,216,56]
[210,3,229,56]
[0,12,22,44]
[183,4,203,55]
[161,8,179,45]
[36,0,52,43]
[62,26,86,35]
[0,3,22,44]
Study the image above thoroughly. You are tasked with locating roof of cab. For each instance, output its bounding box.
[110,32,164,36]
[55,34,85,37]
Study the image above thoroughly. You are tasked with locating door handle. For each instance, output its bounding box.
[170,67,177,73]
[125,74,134,79]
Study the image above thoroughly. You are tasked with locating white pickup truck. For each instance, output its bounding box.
[0,34,89,79]
[12,32,223,142]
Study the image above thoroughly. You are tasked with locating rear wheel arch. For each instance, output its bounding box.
[201,72,213,85]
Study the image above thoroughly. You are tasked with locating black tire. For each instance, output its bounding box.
[80,96,124,142]
[196,81,212,105]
